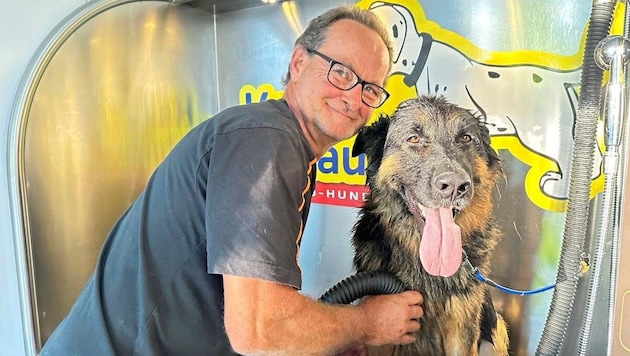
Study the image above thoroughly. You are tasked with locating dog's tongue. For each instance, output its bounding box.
[419,207,462,277]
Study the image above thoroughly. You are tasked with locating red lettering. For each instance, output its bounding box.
[311,182,369,208]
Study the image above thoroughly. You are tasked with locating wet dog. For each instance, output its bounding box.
[351,95,509,355]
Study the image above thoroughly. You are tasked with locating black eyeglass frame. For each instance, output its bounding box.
[306,48,390,108]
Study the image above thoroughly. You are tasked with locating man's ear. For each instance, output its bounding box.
[288,46,309,83]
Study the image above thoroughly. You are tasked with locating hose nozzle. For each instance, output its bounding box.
[594,36,630,149]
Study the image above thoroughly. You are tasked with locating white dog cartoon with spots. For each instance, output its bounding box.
[370,1,602,204]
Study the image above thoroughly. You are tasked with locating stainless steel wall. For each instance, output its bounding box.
[15,0,217,348]
[8,0,627,355]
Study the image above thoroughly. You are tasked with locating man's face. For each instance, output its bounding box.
[290,19,390,153]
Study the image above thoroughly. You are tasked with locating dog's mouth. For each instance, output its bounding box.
[405,190,463,278]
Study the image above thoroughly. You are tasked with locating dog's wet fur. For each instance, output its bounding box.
[351,95,509,355]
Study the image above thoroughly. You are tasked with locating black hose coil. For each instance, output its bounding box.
[319,271,405,304]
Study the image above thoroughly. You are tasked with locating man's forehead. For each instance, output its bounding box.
[319,21,389,83]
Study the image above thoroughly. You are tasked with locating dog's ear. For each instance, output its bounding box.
[478,121,503,174]
[353,114,390,185]
[352,114,390,157]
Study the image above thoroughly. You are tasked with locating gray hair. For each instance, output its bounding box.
[281,4,394,86]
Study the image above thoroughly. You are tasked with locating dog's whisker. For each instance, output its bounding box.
[512,221,523,243]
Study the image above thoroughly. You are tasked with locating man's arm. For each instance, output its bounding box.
[223,274,423,355]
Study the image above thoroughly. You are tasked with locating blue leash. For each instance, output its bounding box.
[460,251,588,296]
[472,270,555,296]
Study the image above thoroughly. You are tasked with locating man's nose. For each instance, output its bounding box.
[342,84,363,111]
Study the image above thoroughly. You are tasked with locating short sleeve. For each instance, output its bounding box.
[205,125,313,289]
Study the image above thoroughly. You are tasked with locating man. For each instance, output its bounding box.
[41,4,423,355]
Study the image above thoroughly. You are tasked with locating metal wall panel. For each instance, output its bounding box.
[11,0,626,355]
[20,1,217,347]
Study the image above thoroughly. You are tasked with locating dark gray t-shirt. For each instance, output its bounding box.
[41,99,317,355]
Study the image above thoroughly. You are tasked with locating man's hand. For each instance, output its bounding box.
[358,290,424,346]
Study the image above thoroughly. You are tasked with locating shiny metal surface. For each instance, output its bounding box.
[9,0,628,354]
[183,0,277,13]
[13,0,217,348]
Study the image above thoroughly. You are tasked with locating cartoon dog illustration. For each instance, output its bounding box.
[369,1,602,207]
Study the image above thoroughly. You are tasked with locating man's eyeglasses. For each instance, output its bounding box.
[306,48,390,108]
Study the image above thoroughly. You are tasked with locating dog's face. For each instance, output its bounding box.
[353,95,502,277]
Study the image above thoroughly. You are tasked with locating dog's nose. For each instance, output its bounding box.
[433,171,471,201]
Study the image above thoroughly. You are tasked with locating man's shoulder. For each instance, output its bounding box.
[212,99,297,133]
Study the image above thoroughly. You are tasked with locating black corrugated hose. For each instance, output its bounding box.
[319,271,405,304]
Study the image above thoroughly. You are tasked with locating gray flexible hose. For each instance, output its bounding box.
[535,1,615,355]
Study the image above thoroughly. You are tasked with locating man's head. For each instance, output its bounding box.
[283,5,393,157]
[282,5,394,85]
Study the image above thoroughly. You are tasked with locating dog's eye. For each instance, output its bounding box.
[407,135,421,144]
[458,134,473,144]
